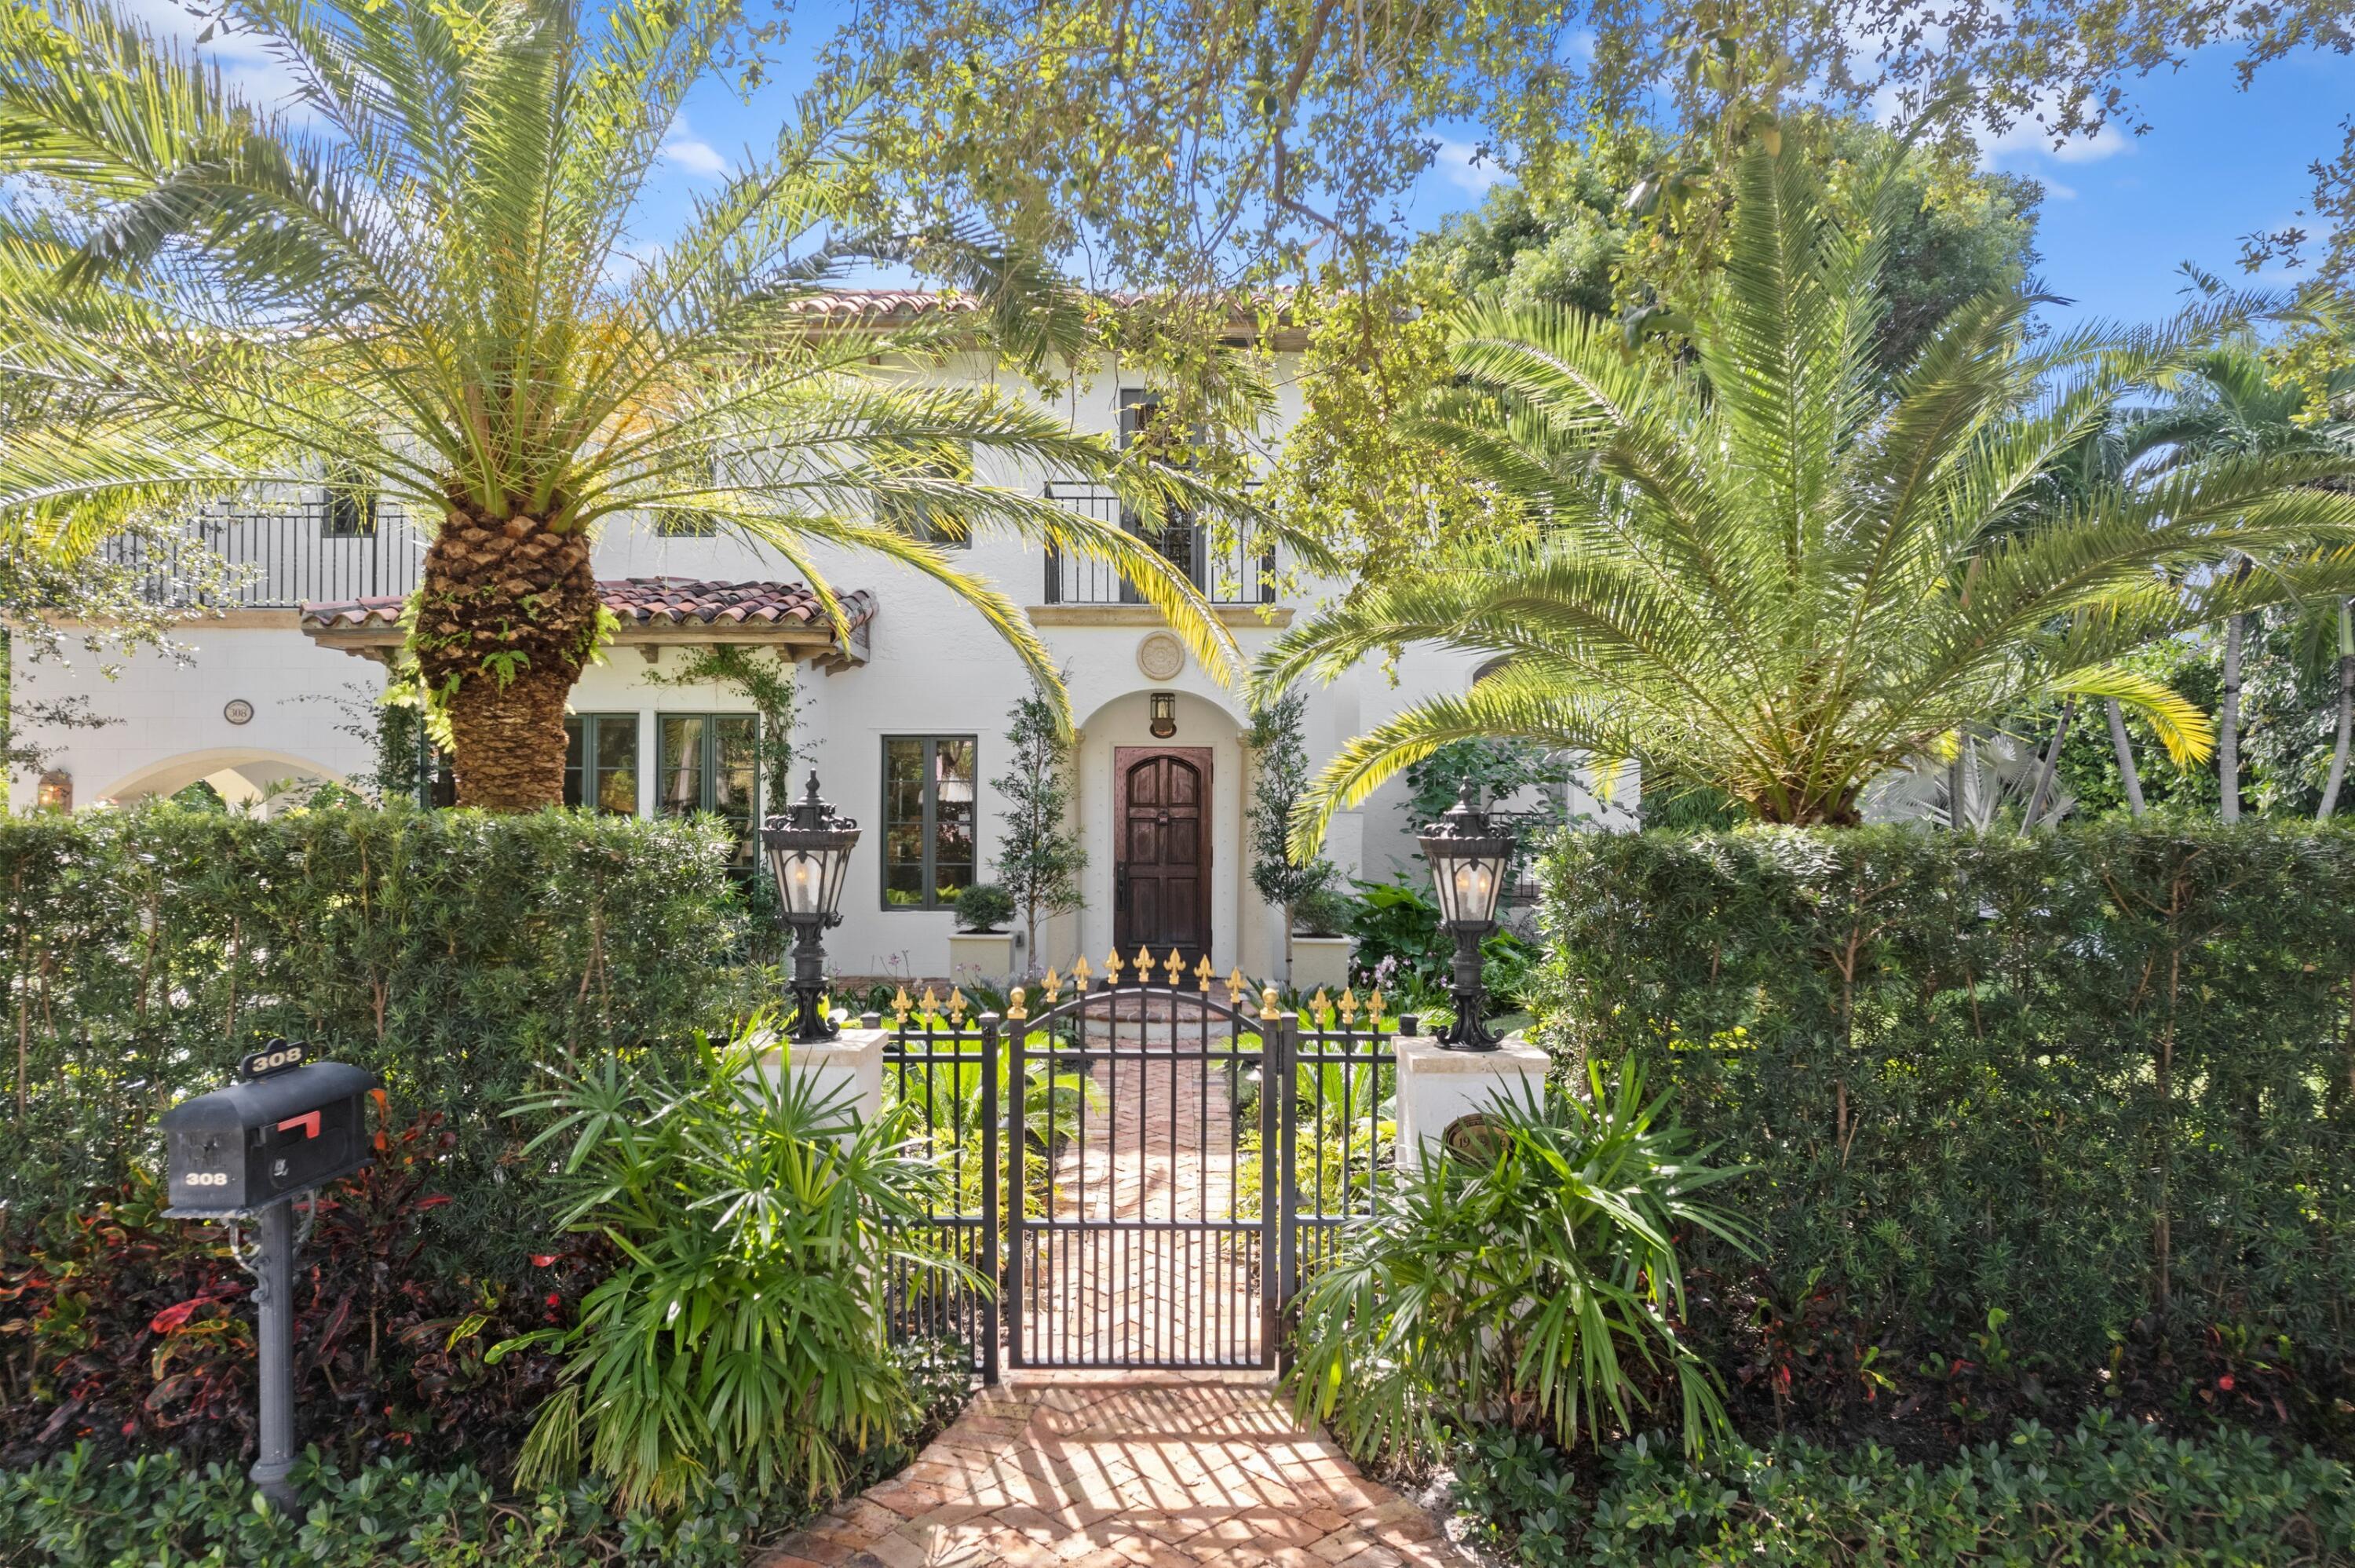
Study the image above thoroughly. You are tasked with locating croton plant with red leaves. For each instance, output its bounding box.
[0,1099,606,1471]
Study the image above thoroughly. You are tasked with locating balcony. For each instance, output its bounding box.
[101,498,424,609]
[1040,483,1279,607]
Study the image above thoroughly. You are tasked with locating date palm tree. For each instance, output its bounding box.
[1265,141,2355,843]
[0,0,1243,808]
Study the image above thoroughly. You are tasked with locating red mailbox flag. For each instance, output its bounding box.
[276,1110,321,1140]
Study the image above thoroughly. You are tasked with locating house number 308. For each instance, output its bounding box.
[182,1170,230,1187]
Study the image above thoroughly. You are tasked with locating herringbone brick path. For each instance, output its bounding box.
[760,1379,1463,1567]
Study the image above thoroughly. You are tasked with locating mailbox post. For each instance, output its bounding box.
[162,1040,375,1510]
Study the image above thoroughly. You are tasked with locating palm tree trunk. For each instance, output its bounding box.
[414,508,600,810]
[2219,612,2245,823]
[2106,699,2146,818]
[2022,698,2075,830]
[2320,600,2354,822]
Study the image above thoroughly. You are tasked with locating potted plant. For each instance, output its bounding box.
[1289,885,1357,994]
[948,883,1017,986]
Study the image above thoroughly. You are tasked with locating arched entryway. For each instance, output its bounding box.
[97,748,351,812]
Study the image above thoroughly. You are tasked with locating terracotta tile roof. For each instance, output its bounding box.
[300,578,875,634]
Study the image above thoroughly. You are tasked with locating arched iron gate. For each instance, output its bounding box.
[878,961,1397,1378]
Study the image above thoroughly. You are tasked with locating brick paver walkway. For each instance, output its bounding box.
[761,1379,1465,1567]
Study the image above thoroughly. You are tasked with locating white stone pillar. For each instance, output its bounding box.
[1392,1032,1549,1169]
[750,1026,887,1125]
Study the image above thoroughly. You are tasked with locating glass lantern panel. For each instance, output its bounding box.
[774,848,827,916]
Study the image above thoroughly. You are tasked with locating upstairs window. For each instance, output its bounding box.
[321,466,378,538]
[659,713,758,871]
[564,713,639,815]
[882,736,977,909]
[875,439,974,549]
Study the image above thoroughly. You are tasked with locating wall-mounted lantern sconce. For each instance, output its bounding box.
[1148,691,1178,738]
[35,771,71,813]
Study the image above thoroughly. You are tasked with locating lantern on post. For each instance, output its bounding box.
[761,771,860,1042]
[1416,779,1511,1050]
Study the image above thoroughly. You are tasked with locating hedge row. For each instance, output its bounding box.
[1531,822,2355,1435]
[0,805,761,1274]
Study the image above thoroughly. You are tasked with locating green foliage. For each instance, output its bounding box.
[1265,140,2355,844]
[0,804,758,1277]
[500,1031,968,1511]
[1291,885,1355,939]
[0,1442,769,1567]
[643,646,806,808]
[1287,1064,1750,1468]
[1567,1413,2355,1566]
[991,684,1085,961]
[952,882,1015,933]
[1247,685,1339,921]
[1529,822,2355,1436]
[1341,875,1534,1012]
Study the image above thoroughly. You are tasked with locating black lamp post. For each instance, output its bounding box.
[1417,779,1511,1050]
[761,771,860,1043]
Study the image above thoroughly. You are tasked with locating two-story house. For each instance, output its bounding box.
[8,292,1635,981]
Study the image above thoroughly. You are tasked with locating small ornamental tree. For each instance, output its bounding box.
[1248,685,1338,983]
[991,685,1084,971]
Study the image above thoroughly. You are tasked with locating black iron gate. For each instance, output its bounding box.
[878,964,1397,1378]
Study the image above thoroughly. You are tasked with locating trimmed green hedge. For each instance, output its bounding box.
[1531,822,2355,1433]
[1456,1413,2355,1566]
[0,805,760,1273]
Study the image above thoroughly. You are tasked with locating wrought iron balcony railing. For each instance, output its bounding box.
[100,498,425,609]
[1040,482,1279,607]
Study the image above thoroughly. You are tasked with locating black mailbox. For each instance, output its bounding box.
[162,1043,376,1217]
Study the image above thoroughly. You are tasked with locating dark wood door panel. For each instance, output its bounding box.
[1114,746,1212,968]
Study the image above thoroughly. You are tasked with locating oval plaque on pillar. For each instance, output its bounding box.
[1441,1110,1511,1168]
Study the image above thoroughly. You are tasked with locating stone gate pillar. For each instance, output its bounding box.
[1392,1031,1549,1169]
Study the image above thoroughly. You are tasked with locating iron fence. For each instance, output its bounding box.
[878,1008,1000,1382]
[1040,483,1277,606]
[99,499,425,608]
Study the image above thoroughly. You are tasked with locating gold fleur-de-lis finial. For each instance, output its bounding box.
[1072,954,1092,989]
[1368,988,1386,1025]
[1133,946,1156,983]
[1167,949,1185,986]
[1042,967,1064,1005]
[891,985,912,1027]
[1194,955,1214,991]
[1007,986,1028,1022]
[947,986,968,1023]
[1104,948,1124,985]
[919,986,940,1020]
[1227,968,1248,1006]
[1338,986,1359,1025]
[1310,987,1331,1023]
[1260,985,1282,1021]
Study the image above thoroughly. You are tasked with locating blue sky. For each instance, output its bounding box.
[143,0,2355,331]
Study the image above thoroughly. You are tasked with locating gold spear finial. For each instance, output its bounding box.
[1338,986,1359,1025]
[1226,967,1248,1006]
[1368,988,1386,1026]
[1194,954,1214,991]
[1133,946,1156,983]
[1042,967,1064,1005]
[947,986,968,1024]
[1309,987,1331,1023]
[891,985,912,1027]
[919,986,940,1020]
[1072,954,1092,989]
[1104,948,1124,985]
[1167,949,1185,986]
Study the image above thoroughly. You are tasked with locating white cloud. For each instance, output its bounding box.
[1976,114,2132,170]
[2040,179,2078,200]
[661,115,728,177]
[1435,140,1506,195]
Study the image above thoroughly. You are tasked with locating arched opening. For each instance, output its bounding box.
[96,748,352,814]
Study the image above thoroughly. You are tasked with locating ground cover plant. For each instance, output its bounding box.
[1529,820,2355,1451]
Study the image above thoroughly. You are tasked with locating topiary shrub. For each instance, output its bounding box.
[952,881,1014,932]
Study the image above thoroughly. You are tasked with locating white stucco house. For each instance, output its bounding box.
[8,292,1634,983]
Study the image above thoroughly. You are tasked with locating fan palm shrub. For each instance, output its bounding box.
[495,1026,969,1511]
[0,0,1245,807]
[1265,141,2355,841]
[1287,1062,1750,1468]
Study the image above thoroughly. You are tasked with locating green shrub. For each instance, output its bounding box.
[953,881,1015,932]
[0,1442,767,1567]
[0,804,759,1276]
[1292,884,1356,938]
[498,1027,973,1510]
[1568,1413,2355,1566]
[1529,822,2355,1438]
[1342,874,1534,1010]
[1287,1063,1750,1468]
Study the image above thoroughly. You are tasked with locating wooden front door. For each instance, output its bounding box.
[1115,747,1211,969]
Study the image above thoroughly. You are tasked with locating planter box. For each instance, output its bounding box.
[1289,934,1355,994]
[947,932,1016,989]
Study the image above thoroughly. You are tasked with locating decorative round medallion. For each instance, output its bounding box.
[1134,631,1186,682]
[1442,1111,1511,1168]
[222,698,254,727]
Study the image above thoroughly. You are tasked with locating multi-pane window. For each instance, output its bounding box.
[563,713,639,815]
[321,466,378,538]
[659,714,758,870]
[882,736,977,909]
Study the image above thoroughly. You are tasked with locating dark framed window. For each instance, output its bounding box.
[882,735,977,909]
[321,466,378,538]
[875,440,974,549]
[564,713,639,815]
[659,713,758,870]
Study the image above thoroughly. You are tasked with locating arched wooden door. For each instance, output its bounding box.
[1114,747,1211,971]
